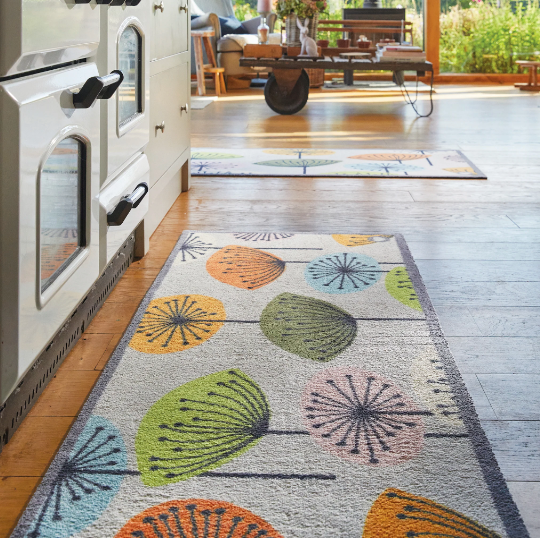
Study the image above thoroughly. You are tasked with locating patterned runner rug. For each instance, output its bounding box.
[191,149,486,179]
[13,232,526,538]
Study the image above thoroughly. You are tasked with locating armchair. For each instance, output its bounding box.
[191,0,277,81]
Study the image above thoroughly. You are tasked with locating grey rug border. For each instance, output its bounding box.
[395,233,529,538]
[11,230,526,538]
[191,149,488,180]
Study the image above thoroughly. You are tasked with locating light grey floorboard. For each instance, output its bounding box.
[409,242,540,260]
[426,282,540,307]
[403,228,540,243]
[469,307,540,337]
[435,306,483,336]
[476,375,540,420]
[461,374,497,419]
[446,337,540,374]
[480,421,540,481]
[418,260,540,283]
[507,482,540,538]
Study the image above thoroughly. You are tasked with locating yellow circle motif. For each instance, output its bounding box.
[130,295,226,354]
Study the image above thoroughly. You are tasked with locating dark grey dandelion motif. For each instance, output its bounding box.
[178,233,214,262]
[130,295,226,354]
[27,416,137,538]
[412,349,463,425]
[136,369,334,485]
[115,499,285,537]
[305,252,382,294]
[444,153,468,163]
[233,233,295,242]
[302,368,431,465]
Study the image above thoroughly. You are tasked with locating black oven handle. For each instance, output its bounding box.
[73,70,124,109]
[107,183,149,227]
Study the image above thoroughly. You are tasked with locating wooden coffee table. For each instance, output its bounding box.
[239,55,433,115]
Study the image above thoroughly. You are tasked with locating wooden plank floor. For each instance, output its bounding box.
[1,84,539,537]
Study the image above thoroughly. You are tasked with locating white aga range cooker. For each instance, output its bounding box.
[0,0,169,446]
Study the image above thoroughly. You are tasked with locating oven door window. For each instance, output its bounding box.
[118,25,142,127]
[40,137,86,293]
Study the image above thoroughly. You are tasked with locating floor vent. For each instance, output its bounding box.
[0,234,136,452]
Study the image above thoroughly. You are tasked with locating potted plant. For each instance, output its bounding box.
[276,0,327,47]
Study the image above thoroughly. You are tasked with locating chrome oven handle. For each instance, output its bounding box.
[154,1,165,11]
[107,183,149,227]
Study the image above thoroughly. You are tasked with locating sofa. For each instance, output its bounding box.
[191,0,277,81]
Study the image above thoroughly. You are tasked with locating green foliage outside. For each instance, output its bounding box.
[233,0,540,73]
[440,1,540,73]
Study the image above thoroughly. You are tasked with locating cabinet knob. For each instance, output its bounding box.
[180,104,189,113]
[154,1,164,11]
[179,4,188,11]
[156,121,165,133]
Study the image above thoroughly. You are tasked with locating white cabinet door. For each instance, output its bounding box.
[150,0,189,61]
[147,62,190,186]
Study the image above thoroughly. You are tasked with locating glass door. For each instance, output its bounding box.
[40,137,86,293]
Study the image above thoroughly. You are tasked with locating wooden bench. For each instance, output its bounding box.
[515,61,540,91]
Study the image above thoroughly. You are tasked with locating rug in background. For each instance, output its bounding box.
[12,232,526,538]
[191,96,218,110]
[191,149,486,179]
[323,80,434,93]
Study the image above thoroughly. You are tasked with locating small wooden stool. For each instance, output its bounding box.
[515,60,540,91]
[191,28,227,96]
[204,67,227,96]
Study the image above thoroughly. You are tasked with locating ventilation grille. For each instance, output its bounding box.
[0,234,135,451]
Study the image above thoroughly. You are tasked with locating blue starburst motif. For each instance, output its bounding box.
[27,416,137,538]
[305,253,382,294]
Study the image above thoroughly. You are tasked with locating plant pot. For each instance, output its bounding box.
[317,39,329,48]
[357,40,371,49]
[337,38,350,48]
[285,13,319,48]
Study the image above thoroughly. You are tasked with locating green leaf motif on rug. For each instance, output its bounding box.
[385,267,422,311]
[253,159,342,175]
[260,293,357,362]
[136,369,270,486]
[191,152,243,159]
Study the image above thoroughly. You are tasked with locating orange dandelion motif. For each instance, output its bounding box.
[349,153,430,162]
[363,488,501,538]
[332,234,393,247]
[130,295,225,354]
[443,167,477,174]
[206,245,286,290]
[115,499,285,538]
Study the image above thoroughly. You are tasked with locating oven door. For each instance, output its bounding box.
[99,153,149,268]
[0,63,101,403]
[0,0,100,77]
[99,7,150,186]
